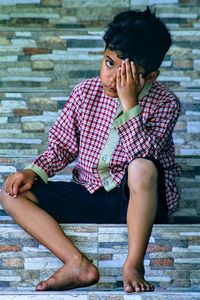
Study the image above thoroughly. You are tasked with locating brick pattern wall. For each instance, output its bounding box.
[0,223,200,290]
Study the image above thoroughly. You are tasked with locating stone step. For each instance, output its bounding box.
[0,222,200,290]
[0,289,200,299]
[0,27,200,91]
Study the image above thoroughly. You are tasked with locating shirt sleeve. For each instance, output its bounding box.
[113,95,180,161]
[114,104,142,127]
[24,86,82,183]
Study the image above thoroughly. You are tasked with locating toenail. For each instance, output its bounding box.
[37,283,43,288]
[124,284,133,293]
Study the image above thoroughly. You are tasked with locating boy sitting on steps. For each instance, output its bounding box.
[0,7,181,293]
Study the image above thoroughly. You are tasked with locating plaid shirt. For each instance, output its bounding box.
[27,76,181,215]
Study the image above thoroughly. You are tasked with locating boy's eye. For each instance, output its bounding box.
[105,60,114,68]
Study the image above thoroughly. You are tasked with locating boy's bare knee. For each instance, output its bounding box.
[128,158,158,190]
[0,187,14,213]
[0,186,8,206]
[0,186,38,215]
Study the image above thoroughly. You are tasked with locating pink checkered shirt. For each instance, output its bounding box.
[31,76,181,215]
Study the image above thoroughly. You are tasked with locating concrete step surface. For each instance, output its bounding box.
[0,288,200,299]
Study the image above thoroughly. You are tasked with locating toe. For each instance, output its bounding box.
[144,281,154,292]
[135,287,141,292]
[36,281,48,291]
[134,283,142,292]
[124,283,134,293]
[150,284,154,291]
[140,283,146,292]
[144,284,151,291]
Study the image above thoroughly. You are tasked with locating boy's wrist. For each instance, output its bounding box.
[121,98,138,113]
[23,169,37,179]
[24,164,48,183]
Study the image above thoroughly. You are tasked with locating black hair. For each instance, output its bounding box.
[103,7,171,78]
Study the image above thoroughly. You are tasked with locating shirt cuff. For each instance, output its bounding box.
[113,104,142,128]
[24,164,48,184]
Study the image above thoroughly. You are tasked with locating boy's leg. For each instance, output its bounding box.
[122,158,158,293]
[0,188,99,291]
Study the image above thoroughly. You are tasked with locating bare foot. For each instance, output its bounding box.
[122,262,154,293]
[36,255,99,291]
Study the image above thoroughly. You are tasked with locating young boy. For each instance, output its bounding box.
[0,7,180,293]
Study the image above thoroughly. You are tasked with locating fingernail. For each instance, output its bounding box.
[7,192,16,198]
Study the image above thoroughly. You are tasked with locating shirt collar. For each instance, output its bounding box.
[138,82,152,101]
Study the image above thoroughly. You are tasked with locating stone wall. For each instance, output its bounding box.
[0,0,199,28]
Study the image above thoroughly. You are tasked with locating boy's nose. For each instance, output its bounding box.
[109,71,117,86]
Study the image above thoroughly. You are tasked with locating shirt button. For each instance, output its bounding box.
[102,155,110,163]
[103,179,110,186]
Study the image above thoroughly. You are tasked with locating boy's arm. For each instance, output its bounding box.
[25,89,81,183]
[113,95,180,161]
[114,59,180,161]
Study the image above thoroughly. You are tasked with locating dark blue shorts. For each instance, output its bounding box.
[31,158,168,224]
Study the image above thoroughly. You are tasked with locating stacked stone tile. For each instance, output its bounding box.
[0,0,200,297]
[0,223,200,292]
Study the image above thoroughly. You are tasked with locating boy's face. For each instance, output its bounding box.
[100,49,145,98]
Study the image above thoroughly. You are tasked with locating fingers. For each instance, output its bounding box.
[12,179,20,197]
[116,65,122,87]
[119,59,140,85]
[117,60,128,87]
[131,60,143,87]
[19,182,32,194]
[4,170,36,198]
[130,61,145,90]
[121,60,126,86]
[130,61,138,82]
[4,175,14,195]
[4,173,26,197]
[116,58,145,109]
[125,59,133,82]
[4,174,19,197]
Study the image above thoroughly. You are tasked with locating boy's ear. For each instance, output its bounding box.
[145,70,160,83]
